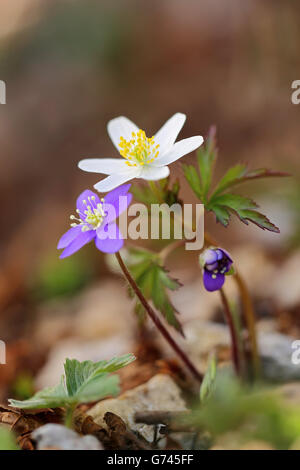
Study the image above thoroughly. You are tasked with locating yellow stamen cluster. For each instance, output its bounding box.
[70,196,105,232]
[119,129,160,167]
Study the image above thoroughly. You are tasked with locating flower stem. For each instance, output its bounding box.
[204,231,260,379]
[219,288,241,377]
[234,272,260,379]
[64,404,76,429]
[115,251,203,383]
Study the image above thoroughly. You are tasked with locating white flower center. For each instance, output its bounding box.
[70,196,105,231]
[118,129,160,167]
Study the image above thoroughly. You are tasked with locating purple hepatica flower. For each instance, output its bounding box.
[57,184,132,258]
[200,247,233,292]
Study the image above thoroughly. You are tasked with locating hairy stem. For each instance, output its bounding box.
[219,288,241,376]
[64,404,76,429]
[115,251,202,383]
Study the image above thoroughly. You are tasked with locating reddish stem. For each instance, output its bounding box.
[115,251,202,383]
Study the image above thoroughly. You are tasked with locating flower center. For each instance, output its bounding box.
[118,129,160,167]
[70,196,105,232]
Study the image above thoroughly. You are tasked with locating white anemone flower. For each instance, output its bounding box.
[78,113,203,192]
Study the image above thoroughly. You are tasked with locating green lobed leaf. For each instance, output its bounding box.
[208,205,231,227]
[151,265,184,335]
[9,376,69,409]
[232,208,280,233]
[208,193,258,211]
[207,192,280,233]
[9,355,135,410]
[64,354,135,397]
[127,248,183,334]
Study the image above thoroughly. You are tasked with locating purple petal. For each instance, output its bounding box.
[59,230,95,259]
[57,226,82,249]
[219,248,233,263]
[205,262,219,272]
[202,249,218,266]
[103,184,131,204]
[203,270,225,292]
[95,223,124,253]
[76,190,101,219]
[215,249,224,261]
[103,185,132,223]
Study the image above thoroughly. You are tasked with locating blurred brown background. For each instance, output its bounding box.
[0,0,300,394]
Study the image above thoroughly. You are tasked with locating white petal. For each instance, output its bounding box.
[78,158,128,175]
[107,116,139,151]
[154,113,186,155]
[140,165,170,181]
[154,136,203,166]
[94,169,140,193]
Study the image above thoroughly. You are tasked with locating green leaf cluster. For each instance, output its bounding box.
[131,177,181,206]
[183,127,288,232]
[9,354,135,410]
[184,372,300,450]
[127,247,183,334]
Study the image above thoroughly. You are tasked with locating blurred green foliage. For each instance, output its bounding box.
[0,428,18,451]
[185,372,300,450]
[3,1,134,76]
[11,372,35,401]
[30,252,95,301]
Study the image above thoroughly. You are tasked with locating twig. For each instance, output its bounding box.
[134,410,194,433]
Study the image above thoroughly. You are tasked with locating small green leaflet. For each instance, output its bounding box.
[131,177,181,206]
[197,126,217,200]
[200,354,217,404]
[182,127,288,232]
[9,354,135,410]
[127,248,183,335]
[182,126,217,203]
[207,193,280,232]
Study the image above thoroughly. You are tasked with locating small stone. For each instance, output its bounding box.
[32,424,103,450]
[89,374,187,442]
[175,321,230,374]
